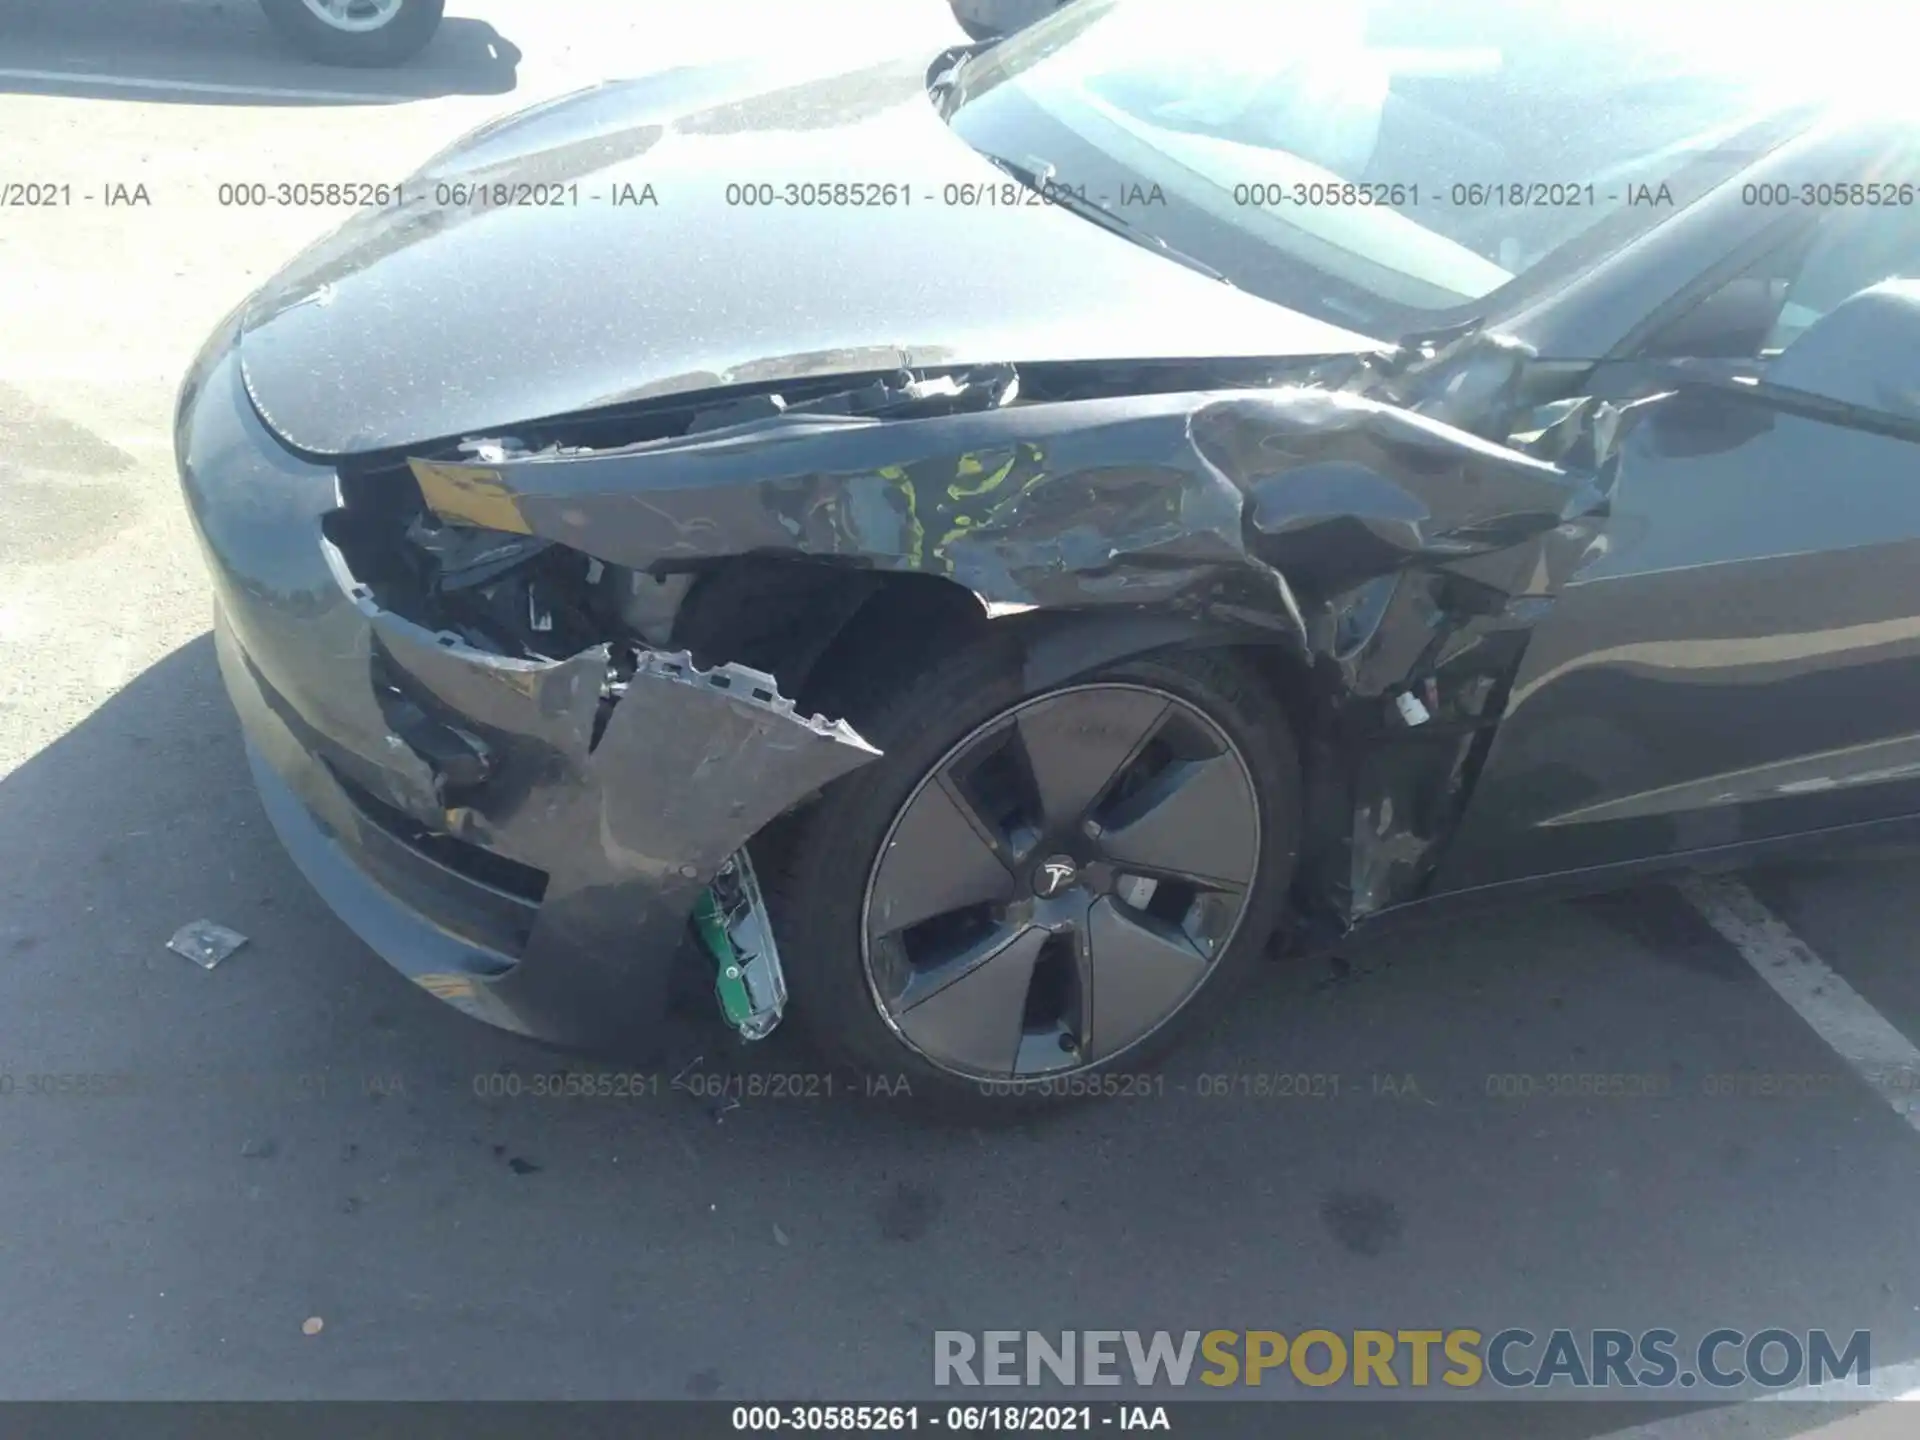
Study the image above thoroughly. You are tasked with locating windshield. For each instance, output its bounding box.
[943,0,1835,334]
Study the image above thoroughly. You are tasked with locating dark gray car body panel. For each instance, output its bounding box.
[182,332,876,1047]
[177,40,1920,1048]
[1436,351,1920,893]
[234,55,1372,459]
[1428,115,1920,895]
[396,362,1620,928]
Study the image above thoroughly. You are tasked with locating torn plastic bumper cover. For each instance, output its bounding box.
[224,591,876,1048]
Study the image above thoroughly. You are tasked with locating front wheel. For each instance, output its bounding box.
[775,636,1300,1114]
[257,0,445,66]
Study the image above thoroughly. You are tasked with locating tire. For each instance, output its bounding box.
[257,0,444,66]
[951,0,1074,42]
[773,633,1300,1116]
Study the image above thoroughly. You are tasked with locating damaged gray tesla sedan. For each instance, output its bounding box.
[176,0,1920,1105]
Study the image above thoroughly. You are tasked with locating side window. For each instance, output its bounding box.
[1639,200,1920,368]
[1764,204,1920,352]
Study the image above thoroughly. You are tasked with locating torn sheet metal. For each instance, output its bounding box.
[396,350,1620,926]
[403,376,1608,626]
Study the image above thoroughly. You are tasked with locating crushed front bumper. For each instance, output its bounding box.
[177,330,877,1049]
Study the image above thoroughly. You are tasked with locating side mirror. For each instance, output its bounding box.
[1642,275,1787,358]
[1768,278,1920,422]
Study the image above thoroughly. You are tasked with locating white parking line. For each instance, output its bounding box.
[1760,1356,1920,1402]
[0,67,396,104]
[1588,1327,1920,1435]
[1676,871,1920,1134]
[1603,1386,1917,1440]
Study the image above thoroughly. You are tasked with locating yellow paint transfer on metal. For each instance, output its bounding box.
[408,458,532,534]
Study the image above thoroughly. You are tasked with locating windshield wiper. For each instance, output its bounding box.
[984,154,1235,288]
[928,44,983,119]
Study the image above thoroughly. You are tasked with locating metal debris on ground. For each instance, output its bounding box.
[670,1055,705,1095]
[167,920,249,969]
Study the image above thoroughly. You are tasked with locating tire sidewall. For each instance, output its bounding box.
[779,638,1299,1117]
[258,0,444,65]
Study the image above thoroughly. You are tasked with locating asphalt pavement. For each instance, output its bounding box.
[3,4,1920,1433]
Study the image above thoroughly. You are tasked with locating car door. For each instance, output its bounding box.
[1431,189,1920,893]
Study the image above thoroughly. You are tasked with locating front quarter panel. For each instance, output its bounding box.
[396,368,1620,928]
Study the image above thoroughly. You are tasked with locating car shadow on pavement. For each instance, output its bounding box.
[0,0,522,104]
[0,637,1886,1421]
[0,631,552,1083]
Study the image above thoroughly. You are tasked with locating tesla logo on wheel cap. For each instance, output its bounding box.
[1034,857,1079,898]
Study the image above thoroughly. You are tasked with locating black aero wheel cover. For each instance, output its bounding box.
[859,682,1261,1082]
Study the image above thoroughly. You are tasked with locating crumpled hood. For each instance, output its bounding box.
[236,51,1376,457]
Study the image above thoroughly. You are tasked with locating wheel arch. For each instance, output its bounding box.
[678,560,1316,734]
[672,557,1343,932]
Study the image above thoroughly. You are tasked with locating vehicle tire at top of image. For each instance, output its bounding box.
[257,0,445,66]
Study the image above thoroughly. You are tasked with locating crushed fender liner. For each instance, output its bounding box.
[399,344,1624,935]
